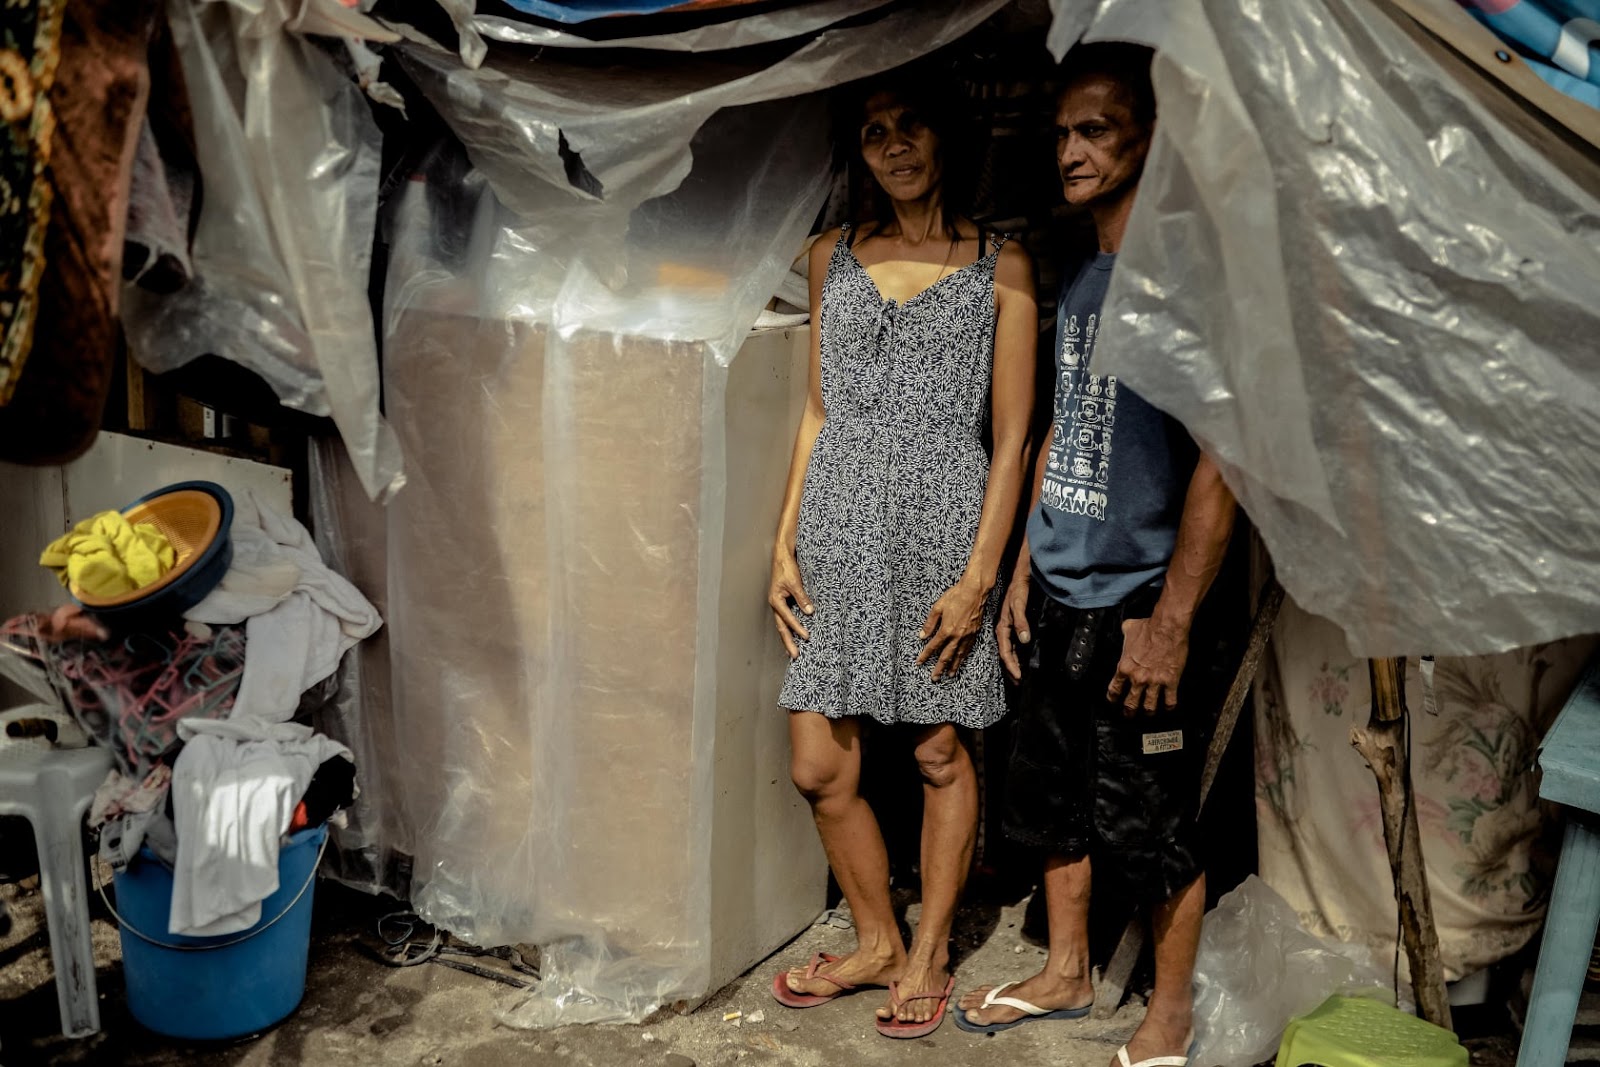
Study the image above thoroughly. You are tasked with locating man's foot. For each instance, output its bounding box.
[1111,1009,1192,1066]
[875,956,951,1025]
[784,944,902,998]
[956,968,1093,1028]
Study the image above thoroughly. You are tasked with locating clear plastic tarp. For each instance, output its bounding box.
[487,0,802,23]
[122,0,405,502]
[472,0,895,51]
[1052,0,1600,655]
[308,437,409,896]
[391,0,1007,250]
[309,0,1007,1025]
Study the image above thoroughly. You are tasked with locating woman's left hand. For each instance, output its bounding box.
[916,576,989,680]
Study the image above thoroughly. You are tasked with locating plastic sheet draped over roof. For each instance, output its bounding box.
[393,0,1008,361]
[494,0,802,21]
[1050,0,1600,656]
[472,0,895,50]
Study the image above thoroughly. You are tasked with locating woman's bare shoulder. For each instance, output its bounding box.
[808,226,844,271]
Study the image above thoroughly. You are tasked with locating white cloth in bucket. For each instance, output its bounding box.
[169,719,350,937]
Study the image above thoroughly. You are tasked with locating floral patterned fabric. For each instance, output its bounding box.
[778,225,1008,728]
[1255,596,1597,980]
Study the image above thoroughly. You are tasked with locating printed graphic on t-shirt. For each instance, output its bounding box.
[1041,311,1116,521]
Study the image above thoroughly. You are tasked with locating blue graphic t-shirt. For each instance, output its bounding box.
[1027,252,1197,608]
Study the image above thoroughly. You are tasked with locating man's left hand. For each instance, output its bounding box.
[1107,616,1189,714]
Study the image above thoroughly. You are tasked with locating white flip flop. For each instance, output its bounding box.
[1114,1030,1196,1067]
[953,980,1092,1034]
[1115,1052,1188,1067]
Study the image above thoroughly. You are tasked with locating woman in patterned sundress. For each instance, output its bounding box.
[766,71,1037,1038]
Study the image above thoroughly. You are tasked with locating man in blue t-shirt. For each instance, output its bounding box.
[955,44,1238,1067]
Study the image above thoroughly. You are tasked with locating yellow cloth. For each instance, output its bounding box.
[39,511,177,597]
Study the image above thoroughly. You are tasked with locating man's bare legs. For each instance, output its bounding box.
[875,724,978,1025]
[958,863,1203,1064]
[785,712,905,995]
[1116,872,1203,1064]
[958,853,1095,1025]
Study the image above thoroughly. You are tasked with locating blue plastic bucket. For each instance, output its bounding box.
[110,825,326,1040]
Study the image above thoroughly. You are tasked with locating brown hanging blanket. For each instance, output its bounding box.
[0,0,166,464]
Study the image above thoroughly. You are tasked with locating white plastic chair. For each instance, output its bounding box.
[0,710,112,1038]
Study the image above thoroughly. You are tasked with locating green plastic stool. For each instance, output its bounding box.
[1274,995,1467,1067]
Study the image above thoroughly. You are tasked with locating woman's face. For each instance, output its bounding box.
[859,90,943,205]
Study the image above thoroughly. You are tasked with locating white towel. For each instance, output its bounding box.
[186,490,381,724]
[168,719,351,937]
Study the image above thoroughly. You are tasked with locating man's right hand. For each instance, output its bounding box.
[995,574,1031,683]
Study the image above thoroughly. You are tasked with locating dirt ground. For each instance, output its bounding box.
[0,872,1534,1067]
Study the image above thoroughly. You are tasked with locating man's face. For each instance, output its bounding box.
[1055,74,1152,209]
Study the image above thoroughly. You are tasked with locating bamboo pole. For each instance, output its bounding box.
[1350,656,1452,1029]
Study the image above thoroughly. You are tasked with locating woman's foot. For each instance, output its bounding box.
[784,944,903,998]
[956,967,1093,1028]
[876,955,952,1025]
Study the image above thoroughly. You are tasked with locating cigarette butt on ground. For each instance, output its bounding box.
[723,1011,742,1023]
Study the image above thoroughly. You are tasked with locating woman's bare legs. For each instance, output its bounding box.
[785,711,906,995]
[876,723,977,1024]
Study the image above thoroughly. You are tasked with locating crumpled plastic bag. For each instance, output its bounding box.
[1191,876,1398,1066]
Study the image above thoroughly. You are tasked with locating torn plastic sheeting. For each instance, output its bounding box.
[395,0,1009,290]
[492,0,803,23]
[473,0,894,50]
[122,0,404,502]
[307,438,411,898]
[1049,0,1600,655]
[1191,876,1398,1067]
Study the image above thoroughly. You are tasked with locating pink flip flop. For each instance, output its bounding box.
[771,952,860,1008]
[874,975,956,1039]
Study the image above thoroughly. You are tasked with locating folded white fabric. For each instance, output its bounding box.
[169,719,352,937]
[186,490,381,723]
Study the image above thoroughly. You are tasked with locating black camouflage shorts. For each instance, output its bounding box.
[1002,578,1229,905]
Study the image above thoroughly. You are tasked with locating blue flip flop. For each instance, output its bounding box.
[953,981,1093,1034]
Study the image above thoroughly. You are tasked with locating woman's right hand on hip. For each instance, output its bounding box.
[769,551,814,659]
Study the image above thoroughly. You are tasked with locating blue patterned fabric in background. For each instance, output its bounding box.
[1463,0,1600,109]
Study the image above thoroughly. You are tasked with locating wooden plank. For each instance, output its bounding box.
[1092,575,1286,1019]
[1199,577,1285,806]
[1092,919,1146,1020]
[1378,0,1600,156]
[1539,655,1600,814]
[123,352,153,433]
[1516,816,1600,1067]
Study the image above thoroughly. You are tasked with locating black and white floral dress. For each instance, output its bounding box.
[778,224,1008,729]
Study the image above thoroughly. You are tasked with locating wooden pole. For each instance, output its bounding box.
[1351,656,1452,1029]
